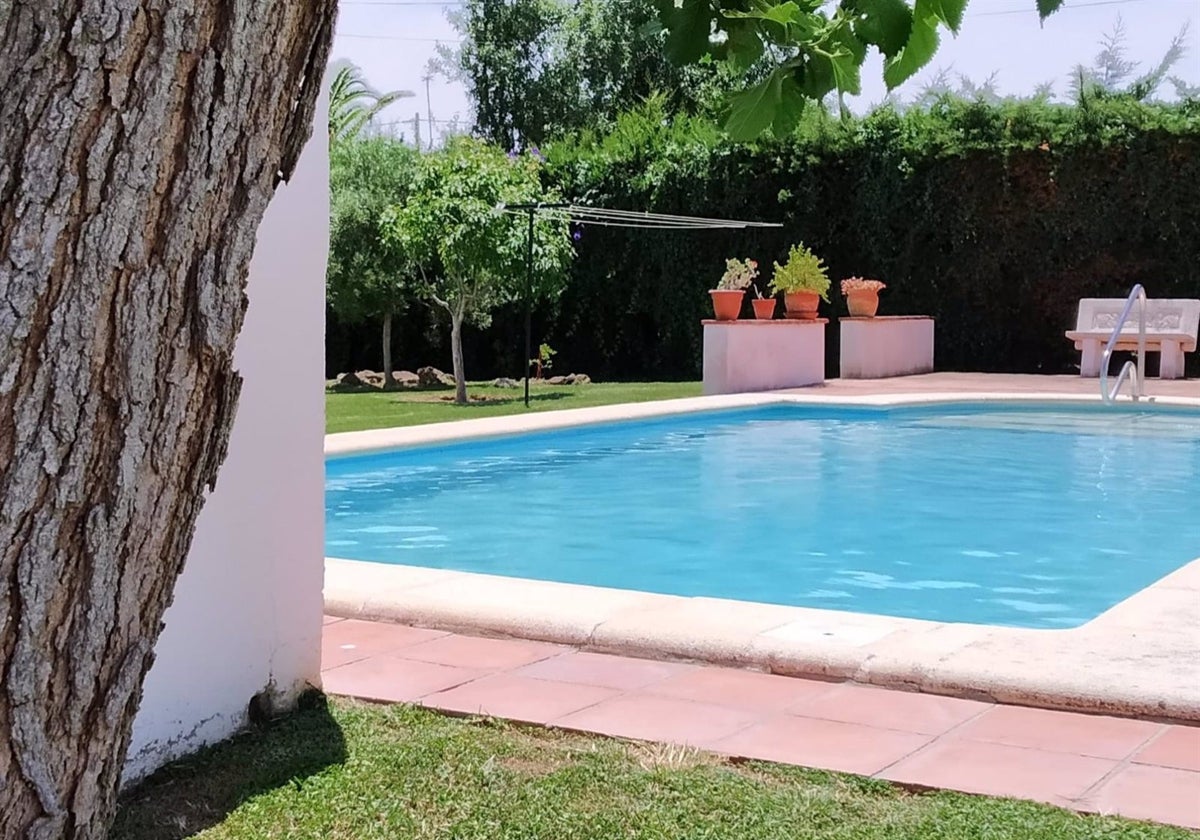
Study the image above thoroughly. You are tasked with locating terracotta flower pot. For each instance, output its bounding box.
[783,291,821,320]
[846,289,880,317]
[709,289,745,321]
[751,297,776,320]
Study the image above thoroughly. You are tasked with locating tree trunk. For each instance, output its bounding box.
[0,3,335,838]
[381,312,394,390]
[449,307,468,405]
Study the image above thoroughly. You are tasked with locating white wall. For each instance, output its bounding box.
[123,93,329,782]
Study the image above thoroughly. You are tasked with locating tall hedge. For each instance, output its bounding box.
[327,96,1200,380]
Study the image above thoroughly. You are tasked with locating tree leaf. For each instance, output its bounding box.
[725,21,765,71]
[828,26,866,94]
[829,50,862,96]
[724,72,783,141]
[799,52,835,99]
[853,0,913,58]
[1037,0,1065,22]
[663,0,716,65]
[723,1,803,26]
[882,11,939,89]
[918,0,965,34]
[772,74,807,137]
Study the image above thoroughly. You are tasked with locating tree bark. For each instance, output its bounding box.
[381,312,394,390]
[449,306,468,405]
[0,3,335,838]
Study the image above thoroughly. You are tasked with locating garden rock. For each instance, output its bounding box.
[336,371,364,388]
[417,366,455,388]
[392,370,419,387]
[492,377,519,388]
[545,375,568,385]
[355,370,384,387]
[564,373,591,385]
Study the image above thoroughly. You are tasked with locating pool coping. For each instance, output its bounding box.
[324,390,1200,722]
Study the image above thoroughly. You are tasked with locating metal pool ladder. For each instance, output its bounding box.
[1100,284,1146,404]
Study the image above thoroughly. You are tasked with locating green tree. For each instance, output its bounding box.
[390,138,574,403]
[328,136,421,386]
[652,0,1067,139]
[329,62,413,142]
[431,0,752,148]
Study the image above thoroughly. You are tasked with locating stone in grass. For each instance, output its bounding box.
[392,370,419,387]
[355,370,385,388]
[492,377,519,388]
[544,373,591,385]
[417,366,456,388]
[335,371,364,388]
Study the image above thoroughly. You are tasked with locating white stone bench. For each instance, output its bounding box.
[1065,298,1199,379]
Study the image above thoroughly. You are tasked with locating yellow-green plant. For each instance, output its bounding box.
[768,244,830,301]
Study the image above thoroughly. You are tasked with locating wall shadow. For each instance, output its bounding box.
[110,691,346,840]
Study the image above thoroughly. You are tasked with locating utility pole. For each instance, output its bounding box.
[422,73,434,149]
[412,112,421,151]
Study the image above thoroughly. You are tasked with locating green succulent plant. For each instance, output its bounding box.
[768,244,830,301]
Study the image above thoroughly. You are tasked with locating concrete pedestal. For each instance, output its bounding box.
[702,319,826,395]
[839,316,934,379]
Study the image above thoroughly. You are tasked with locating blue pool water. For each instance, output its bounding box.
[325,404,1200,628]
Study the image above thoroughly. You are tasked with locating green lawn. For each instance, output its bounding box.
[326,381,702,433]
[111,697,1187,840]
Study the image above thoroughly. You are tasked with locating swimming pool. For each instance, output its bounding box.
[325,403,1200,629]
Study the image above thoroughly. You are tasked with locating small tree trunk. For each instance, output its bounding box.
[0,3,335,837]
[450,307,468,405]
[381,312,394,390]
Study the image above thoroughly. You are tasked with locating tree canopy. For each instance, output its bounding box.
[328,135,420,324]
[329,63,413,142]
[651,0,1067,138]
[433,0,756,149]
[388,137,574,401]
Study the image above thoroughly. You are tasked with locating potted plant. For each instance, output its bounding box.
[710,258,758,320]
[841,277,886,317]
[769,244,830,320]
[750,284,776,320]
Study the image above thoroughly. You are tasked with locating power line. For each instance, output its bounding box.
[969,0,1166,16]
[336,33,464,42]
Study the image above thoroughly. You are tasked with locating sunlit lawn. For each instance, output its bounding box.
[112,697,1191,840]
[325,380,702,433]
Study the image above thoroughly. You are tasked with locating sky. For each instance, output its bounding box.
[331,0,1200,140]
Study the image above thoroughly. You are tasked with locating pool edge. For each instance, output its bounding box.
[323,555,1200,723]
[325,389,1200,456]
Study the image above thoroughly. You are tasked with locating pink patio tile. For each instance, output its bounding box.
[323,615,344,625]
[322,655,483,703]
[792,684,990,736]
[424,673,618,723]
[1087,764,1200,829]
[399,633,567,671]
[514,651,695,691]
[881,738,1117,807]
[646,666,837,713]
[551,694,761,746]
[1131,726,1200,772]
[322,620,450,670]
[951,705,1161,760]
[707,714,932,776]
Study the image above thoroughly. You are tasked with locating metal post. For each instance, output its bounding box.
[524,208,534,408]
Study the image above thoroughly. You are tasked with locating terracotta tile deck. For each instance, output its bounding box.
[322,617,1200,830]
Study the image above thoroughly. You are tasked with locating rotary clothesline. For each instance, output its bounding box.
[501,202,782,405]
[500,203,783,230]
